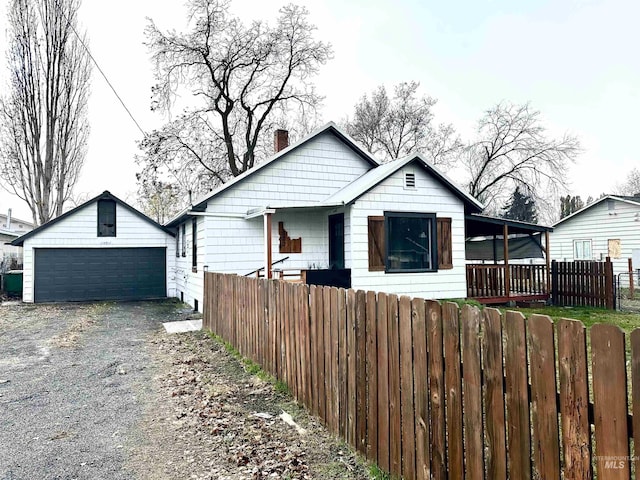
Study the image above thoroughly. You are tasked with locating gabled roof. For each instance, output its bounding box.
[165,122,379,227]
[552,194,640,227]
[322,153,484,213]
[11,191,174,246]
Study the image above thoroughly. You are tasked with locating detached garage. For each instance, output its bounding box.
[12,191,175,303]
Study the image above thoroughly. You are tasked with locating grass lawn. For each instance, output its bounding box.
[496,304,640,334]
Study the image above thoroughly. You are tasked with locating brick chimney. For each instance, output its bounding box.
[274,129,289,153]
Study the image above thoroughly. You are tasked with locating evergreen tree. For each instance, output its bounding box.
[559,195,585,218]
[502,187,538,223]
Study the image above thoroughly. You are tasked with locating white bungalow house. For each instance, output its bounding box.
[166,122,484,311]
[550,194,640,279]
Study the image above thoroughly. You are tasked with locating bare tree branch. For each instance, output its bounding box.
[137,0,332,207]
[462,101,581,221]
[344,81,462,168]
[0,0,91,225]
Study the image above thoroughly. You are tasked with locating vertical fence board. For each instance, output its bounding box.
[412,298,429,480]
[591,324,630,479]
[399,296,416,480]
[347,289,357,446]
[269,280,277,377]
[330,287,340,434]
[315,286,326,423]
[443,302,463,479]
[504,310,532,480]
[338,289,348,438]
[365,290,378,461]
[387,294,402,476]
[483,308,507,480]
[528,314,561,480]
[355,290,368,455]
[376,292,390,473]
[309,285,318,415]
[461,305,483,480]
[632,329,640,476]
[323,287,333,425]
[558,318,592,480]
[300,284,311,408]
[426,300,446,479]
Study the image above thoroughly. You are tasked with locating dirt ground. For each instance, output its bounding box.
[0,300,372,479]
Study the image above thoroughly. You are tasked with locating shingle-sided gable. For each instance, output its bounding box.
[203,129,376,212]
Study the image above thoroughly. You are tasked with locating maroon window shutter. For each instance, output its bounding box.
[368,216,385,271]
[437,217,453,270]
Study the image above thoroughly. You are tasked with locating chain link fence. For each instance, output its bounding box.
[617,272,640,312]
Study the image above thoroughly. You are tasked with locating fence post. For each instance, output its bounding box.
[629,258,635,300]
[605,257,614,310]
[551,260,558,306]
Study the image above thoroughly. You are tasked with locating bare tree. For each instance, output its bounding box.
[463,102,580,219]
[136,179,182,224]
[344,81,462,167]
[0,0,91,226]
[613,168,640,196]
[138,0,332,201]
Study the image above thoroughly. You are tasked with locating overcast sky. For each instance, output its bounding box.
[0,0,638,222]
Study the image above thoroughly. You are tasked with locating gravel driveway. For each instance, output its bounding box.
[0,300,371,480]
[0,301,181,480]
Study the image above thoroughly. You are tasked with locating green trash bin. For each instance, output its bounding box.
[3,270,23,296]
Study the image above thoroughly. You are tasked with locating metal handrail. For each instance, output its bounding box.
[245,256,290,277]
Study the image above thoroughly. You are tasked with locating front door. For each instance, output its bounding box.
[328,213,345,269]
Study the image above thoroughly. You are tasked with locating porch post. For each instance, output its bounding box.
[503,224,510,299]
[545,231,551,295]
[264,212,273,279]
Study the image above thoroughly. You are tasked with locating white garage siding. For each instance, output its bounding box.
[22,202,175,303]
[349,166,468,299]
[172,216,205,311]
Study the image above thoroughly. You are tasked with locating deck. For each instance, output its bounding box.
[466,264,549,304]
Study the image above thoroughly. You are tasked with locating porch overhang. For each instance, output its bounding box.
[465,214,554,304]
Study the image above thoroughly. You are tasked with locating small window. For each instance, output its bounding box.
[181,224,186,257]
[192,218,198,272]
[574,239,592,260]
[404,172,416,189]
[175,231,180,258]
[385,212,437,273]
[97,199,116,237]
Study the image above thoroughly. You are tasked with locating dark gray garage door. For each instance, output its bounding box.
[34,248,166,302]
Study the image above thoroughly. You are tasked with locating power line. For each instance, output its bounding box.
[53,0,147,138]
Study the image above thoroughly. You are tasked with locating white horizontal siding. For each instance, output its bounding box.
[200,207,345,276]
[205,131,372,213]
[349,166,467,299]
[172,216,206,311]
[550,200,640,277]
[22,202,175,303]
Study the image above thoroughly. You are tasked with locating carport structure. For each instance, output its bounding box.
[465,213,554,304]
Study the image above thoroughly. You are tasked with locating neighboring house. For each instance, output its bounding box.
[0,210,34,234]
[0,210,32,271]
[166,122,483,311]
[550,195,640,278]
[11,191,175,303]
[0,228,21,272]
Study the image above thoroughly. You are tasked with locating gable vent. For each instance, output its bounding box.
[404,172,416,189]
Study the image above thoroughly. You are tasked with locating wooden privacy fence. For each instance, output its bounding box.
[203,271,640,480]
[551,259,615,309]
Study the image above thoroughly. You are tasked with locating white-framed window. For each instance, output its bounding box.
[573,239,592,260]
